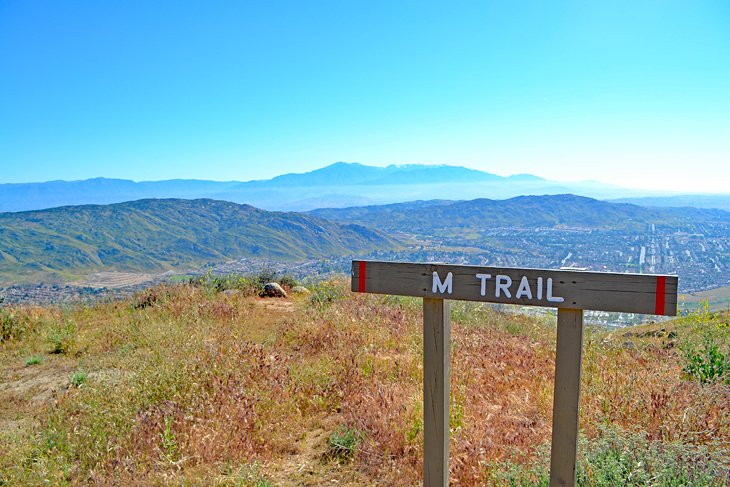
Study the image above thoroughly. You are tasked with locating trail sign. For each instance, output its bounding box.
[353,261,677,315]
[352,260,678,487]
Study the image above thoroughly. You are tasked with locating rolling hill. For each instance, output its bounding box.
[310,195,730,293]
[0,199,399,284]
[309,194,730,234]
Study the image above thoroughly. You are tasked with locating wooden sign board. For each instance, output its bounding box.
[351,259,678,487]
[352,260,678,315]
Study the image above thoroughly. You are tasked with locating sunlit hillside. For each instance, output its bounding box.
[0,199,398,285]
[1,277,728,485]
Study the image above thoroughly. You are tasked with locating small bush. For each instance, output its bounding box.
[132,285,180,309]
[254,268,278,290]
[70,371,88,387]
[192,272,260,295]
[190,270,299,296]
[486,424,729,486]
[47,320,77,354]
[218,462,273,486]
[577,426,728,486]
[309,280,346,307]
[278,274,298,289]
[25,355,44,366]
[1,307,29,342]
[160,416,180,463]
[679,303,729,384]
[327,424,362,462]
[684,338,728,384]
[133,289,159,309]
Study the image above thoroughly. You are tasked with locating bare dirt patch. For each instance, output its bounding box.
[269,422,371,486]
[0,361,74,438]
[252,297,296,313]
[77,271,159,289]
[0,362,73,406]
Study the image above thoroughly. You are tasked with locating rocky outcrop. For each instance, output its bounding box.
[291,286,310,295]
[263,282,287,298]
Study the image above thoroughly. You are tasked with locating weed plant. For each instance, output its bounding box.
[1,306,29,342]
[46,319,77,354]
[191,270,299,296]
[24,355,43,366]
[487,424,729,486]
[307,279,347,307]
[678,302,729,384]
[69,371,88,387]
[327,424,363,462]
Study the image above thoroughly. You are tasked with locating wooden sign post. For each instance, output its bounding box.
[352,260,677,487]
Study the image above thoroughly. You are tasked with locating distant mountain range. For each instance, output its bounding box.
[309,194,730,235]
[1,162,703,213]
[0,199,398,285]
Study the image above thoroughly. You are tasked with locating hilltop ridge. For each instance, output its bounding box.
[0,198,398,284]
[310,193,730,232]
[1,279,727,484]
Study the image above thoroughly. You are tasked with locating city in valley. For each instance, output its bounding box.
[381,221,729,294]
[4,220,728,319]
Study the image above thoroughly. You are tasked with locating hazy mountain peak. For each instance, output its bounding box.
[0,161,691,213]
[507,173,546,181]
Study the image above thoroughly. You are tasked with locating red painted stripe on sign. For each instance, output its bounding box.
[655,276,666,315]
[359,261,367,293]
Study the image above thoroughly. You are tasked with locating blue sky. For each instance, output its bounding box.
[1,1,729,192]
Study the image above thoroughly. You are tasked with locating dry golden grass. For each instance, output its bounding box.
[0,280,728,485]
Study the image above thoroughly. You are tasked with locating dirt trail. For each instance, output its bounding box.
[252,297,296,313]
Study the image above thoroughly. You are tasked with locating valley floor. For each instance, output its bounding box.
[0,280,728,485]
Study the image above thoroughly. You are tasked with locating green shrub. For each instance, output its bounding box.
[47,320,77,354]
[1,307,29,342]
[218,462,274,486]
[278,274,298,289]
[190,270,299,296]
[679,302,729,384]
[160,416,180,463]
[579,426,727,486]
[684,338,728,384]
[70,371,88,387]
[254,268,278,289]
[309,280,346,307]
[25,355,44,366]
[486,424,729,486]
[192,272,260,295]
[327,424,362,462]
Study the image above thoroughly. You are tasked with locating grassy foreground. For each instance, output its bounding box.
[1,278,728,486]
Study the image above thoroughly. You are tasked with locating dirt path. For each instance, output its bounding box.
[0,359,74,437]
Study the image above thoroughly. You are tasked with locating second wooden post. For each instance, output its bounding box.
[423,298,451,487]
[549,308,585,486]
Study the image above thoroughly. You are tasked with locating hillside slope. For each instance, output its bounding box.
[1,281,727,484]
[0,198,398,284]
[310,194,730,234]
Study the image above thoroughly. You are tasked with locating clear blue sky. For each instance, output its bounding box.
[1,1,729,192]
